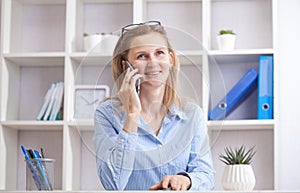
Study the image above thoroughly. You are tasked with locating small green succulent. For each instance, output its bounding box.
[219,29,235,35]
[219,145,256,165]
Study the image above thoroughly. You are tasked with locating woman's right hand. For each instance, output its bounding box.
[117,67,143,115]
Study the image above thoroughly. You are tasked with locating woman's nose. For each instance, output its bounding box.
[146,54,158,66]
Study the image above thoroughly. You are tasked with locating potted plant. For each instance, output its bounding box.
[219,145,256,190]
[217,29,236,51]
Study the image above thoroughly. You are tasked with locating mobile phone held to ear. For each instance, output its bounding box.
[125,61,141,96]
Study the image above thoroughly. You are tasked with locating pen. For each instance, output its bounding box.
[33,150,52,190]
[41,148,45,158]
[21,145,44,190]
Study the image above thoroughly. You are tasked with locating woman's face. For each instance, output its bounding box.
[127,32,174,88]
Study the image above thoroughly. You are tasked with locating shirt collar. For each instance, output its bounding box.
[168,104,188,120]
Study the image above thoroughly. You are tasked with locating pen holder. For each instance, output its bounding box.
[25,158,55,191]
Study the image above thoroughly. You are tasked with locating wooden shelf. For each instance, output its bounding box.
[3,53,65,66]
[68,120,94,131]
[69,50,203,66]
[208,48,274,56]
[1,120,64,130]
[208,119,275,131]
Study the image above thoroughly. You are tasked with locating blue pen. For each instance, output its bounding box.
[33,150,52,190]
[33,150,53,190]
[21,145,44,190]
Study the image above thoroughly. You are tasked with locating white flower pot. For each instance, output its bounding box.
[217,34,236,51]
[84,34,102,52]
[222,165,256,191]
[84,34,119,54]
[99,34,119,54]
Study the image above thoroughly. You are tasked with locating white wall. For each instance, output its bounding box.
[276,0,300,190]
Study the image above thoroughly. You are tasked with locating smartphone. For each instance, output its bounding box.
[125,61,141,96]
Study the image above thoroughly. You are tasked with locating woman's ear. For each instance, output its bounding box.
[121,60,126,71]
[169,51,175,66]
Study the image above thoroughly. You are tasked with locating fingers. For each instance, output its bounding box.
[181,183,188,191]
[161,176,171,189]
[149,176,169,190]
[169,177,181,191]
[117,68,143,114]
[149,175,190,191]
[122,68,142,88]
[130,73,143,89]
[149,182,161,190]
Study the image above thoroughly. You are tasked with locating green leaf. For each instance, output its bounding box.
[219,145,256,165]
[219,29,235,35]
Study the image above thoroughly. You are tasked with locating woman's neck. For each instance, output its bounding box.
[140,86,166,118]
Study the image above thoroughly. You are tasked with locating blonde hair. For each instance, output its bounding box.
[111,24,181,110]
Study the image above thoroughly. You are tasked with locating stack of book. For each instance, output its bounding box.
[36,82,64,121]
[208,55,273,120]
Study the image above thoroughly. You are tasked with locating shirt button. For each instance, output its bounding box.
[121,138,125,143]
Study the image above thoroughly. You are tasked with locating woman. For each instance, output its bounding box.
[93,21,215,191]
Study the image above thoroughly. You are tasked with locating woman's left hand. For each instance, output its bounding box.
[149,174,191,191]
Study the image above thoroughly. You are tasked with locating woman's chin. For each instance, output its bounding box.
[142,80,165,88]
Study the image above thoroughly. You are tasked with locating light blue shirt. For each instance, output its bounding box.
[93,99,215,190]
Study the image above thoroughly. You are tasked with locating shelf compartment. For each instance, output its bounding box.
[2,58,64,121]
[208,54,274,120]
[146,0,203,51]
[74,1,133,52]
[9,0,66,53]
[64,126,104,190]
[210,128,274,189]
[17,130,63,190]
[0,126,63,190]
[79,130,104,190]
[69,56,114,89]
[211,0,273,50]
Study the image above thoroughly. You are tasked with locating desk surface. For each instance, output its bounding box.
[2,191,300,193]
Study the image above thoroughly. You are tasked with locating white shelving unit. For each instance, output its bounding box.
[0,0,277,191]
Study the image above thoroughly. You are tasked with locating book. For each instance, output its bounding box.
[208,68,258,120]
[36,83,56,120]
[257,55,273,119]
[49,82,64,120]
[36,82,64,121]
[42,83,58,120]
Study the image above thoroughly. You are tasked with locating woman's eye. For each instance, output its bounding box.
[157,50,165,55]
[137,54,146,59]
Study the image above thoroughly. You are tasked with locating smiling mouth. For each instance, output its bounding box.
[145,71,161,76]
